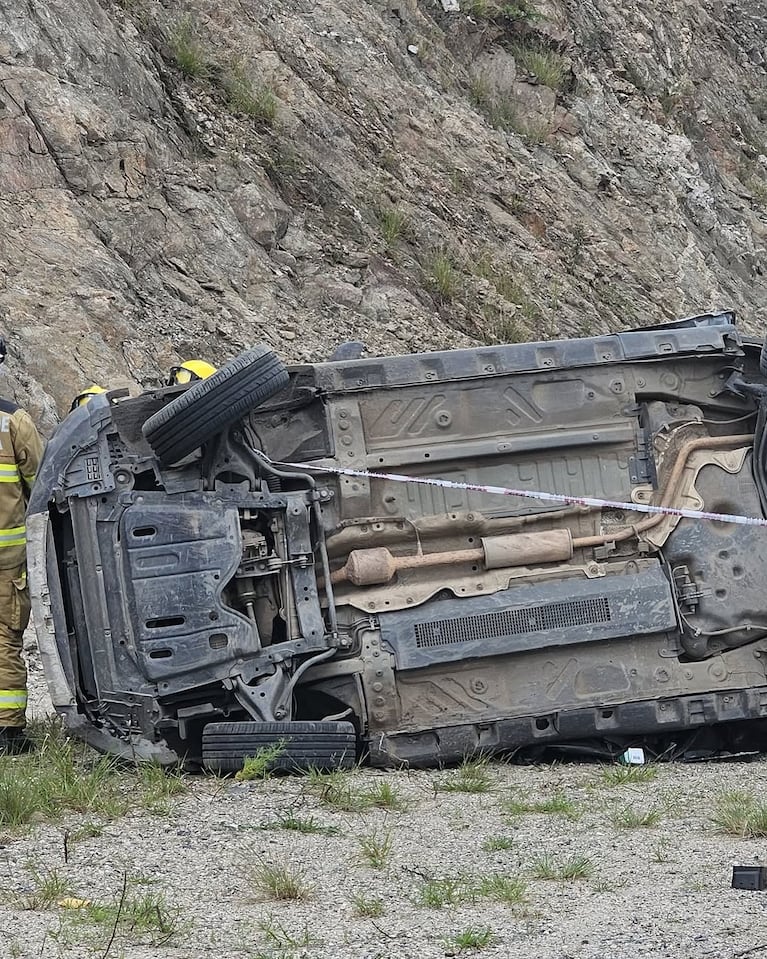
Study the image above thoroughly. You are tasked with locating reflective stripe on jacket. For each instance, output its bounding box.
[0,400,44,569]
[0,688,28,710]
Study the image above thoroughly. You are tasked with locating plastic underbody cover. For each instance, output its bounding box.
[26,314,767,766]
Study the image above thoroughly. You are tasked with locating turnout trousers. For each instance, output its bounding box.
[0,563,30,728]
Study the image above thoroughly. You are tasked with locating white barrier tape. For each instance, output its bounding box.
[284,462,767,528]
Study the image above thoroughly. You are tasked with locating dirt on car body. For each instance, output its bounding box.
[26,312,767,770]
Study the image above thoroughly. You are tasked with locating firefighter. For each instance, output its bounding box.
[0,337,44,754]
[166,359,216,386]
[69,384,106,411]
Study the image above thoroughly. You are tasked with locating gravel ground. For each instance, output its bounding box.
[4,637,767,959]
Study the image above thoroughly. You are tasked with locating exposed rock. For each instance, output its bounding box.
[229,181,291,248]
[0,0,766,426]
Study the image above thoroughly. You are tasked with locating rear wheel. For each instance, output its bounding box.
[142,345,288,465]
[201,720,357,773]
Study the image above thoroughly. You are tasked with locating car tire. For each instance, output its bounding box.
[201,720,358,773]
[761,335,767,378]
[142,345,289,465]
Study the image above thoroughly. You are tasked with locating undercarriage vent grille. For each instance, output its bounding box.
[414,597,612,649]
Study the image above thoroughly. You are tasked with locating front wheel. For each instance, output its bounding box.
[201,720,358,774]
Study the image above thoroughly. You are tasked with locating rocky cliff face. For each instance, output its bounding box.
[2,0,767,429]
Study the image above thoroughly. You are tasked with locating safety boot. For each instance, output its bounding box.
[0,726,36,755]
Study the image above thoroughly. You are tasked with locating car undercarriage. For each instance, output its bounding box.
[27,311,767,769]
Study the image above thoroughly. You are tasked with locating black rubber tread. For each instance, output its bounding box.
[201,720,357,773]
[760,335,767,378]
[142,346,289,465]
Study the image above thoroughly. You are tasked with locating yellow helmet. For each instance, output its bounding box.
[167,359,217,386]
[70,384,106,412]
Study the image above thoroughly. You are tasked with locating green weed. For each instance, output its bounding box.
[367,781,406,810]
[0,736,127,828]
[713,791,767,838]
[420,874,526,908]
[379,206,408,245]
[167,17,210,78]
[66,887,180,947]
[378,150,401,173]
[437,760,493,795]
[469,74,492,109]
[529,854,593,881]
[17,867,70,910]
[463,0,540,20]
[426,250,461,302]
[258,914,318,949]
[235,742,286,781]
[314,775,406,813]
[504,790,578,820]
[350,893,385,917]
[600,764,659,786]
[482,835,515,852]
[652,839,673,863]
[445,927,495,950]
[358,830,394,869]
[473,255,543,332]
[421,877,467,908]
[562,223,589,271]
[450,168,474,195]
[512,43,565,89]
[252,861,313,901]
[489,311,527,344]
[748,177,767,206]
[476,874,527,904]
[223,59,278,124]
[612,805,662,829]
[137,762,187,813]
[262,812,340,836]
[68,822,104,843]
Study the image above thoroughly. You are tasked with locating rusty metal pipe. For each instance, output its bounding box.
[572,433,753,549]
[331,530,574,587]
[329,435,754,586]
[482,529,573,569]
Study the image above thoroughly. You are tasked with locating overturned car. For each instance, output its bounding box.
[27,312,767,769]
